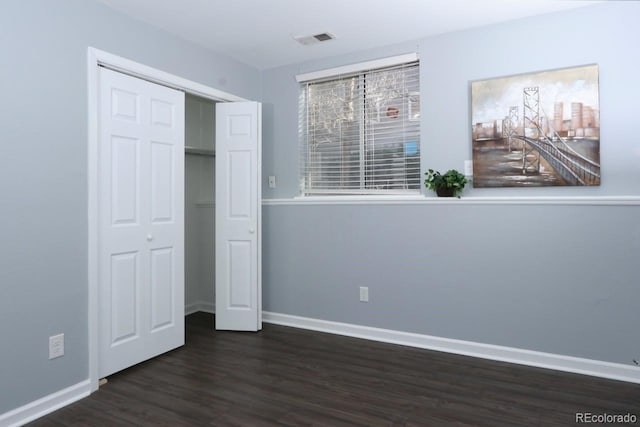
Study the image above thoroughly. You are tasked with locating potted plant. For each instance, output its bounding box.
[424,168,468,197]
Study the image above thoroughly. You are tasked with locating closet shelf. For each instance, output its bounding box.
[185,146,215,157]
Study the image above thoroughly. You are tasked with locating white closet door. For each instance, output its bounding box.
[98,67,185,377]
[215,102,262,331]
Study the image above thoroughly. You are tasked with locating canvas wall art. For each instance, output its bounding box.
[471,64,600,187]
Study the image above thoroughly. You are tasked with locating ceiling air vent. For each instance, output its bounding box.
[293,32,336,46]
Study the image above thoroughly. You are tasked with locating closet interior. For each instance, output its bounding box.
[185,93,217,313]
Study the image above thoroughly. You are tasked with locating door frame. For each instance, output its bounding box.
[87,47,247,392]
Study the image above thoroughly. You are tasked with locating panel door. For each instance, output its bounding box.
[98,67,185,377]
[215,102,262,331]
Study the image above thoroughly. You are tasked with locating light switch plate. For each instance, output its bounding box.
[464,160,473,176]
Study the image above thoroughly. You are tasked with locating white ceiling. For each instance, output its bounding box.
[99,0,599,70]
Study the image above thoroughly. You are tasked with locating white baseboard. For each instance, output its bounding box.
[185,301,215,315]
[263,311,640,385]
[0,380,91,427]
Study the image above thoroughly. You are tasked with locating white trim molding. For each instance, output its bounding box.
[263,312,640,385]
[89,48,247,102]
[296,53,419,83]
[0,380,90,427]
[262,195,640,206]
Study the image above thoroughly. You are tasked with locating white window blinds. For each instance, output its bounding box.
[299,60,420,195]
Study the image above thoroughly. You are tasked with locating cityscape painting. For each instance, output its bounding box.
[471,64,600,187]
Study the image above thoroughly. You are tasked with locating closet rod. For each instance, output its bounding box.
[185,146,215,157]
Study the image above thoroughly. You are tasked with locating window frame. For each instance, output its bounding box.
[297,54,421,196]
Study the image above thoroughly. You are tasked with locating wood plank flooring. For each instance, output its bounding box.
[30,313,640,426]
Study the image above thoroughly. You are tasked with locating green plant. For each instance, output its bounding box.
[424,168,468,197]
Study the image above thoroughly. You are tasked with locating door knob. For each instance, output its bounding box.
[249,228,255,234]
[146,234,154,241]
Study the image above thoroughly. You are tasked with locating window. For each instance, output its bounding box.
[299,58,420,195]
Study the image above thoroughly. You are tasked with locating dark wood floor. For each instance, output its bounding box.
[31,313,639,426]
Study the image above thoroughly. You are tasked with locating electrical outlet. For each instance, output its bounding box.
[49,334,64,359]
[268,175,276,188]
[359,286,369,302]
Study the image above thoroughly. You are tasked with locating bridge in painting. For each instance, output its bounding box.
[502,87,600,186]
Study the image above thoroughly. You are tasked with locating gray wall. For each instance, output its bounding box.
[261,1,640,365]
[0,0,258,414]
[263,203,640,363]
